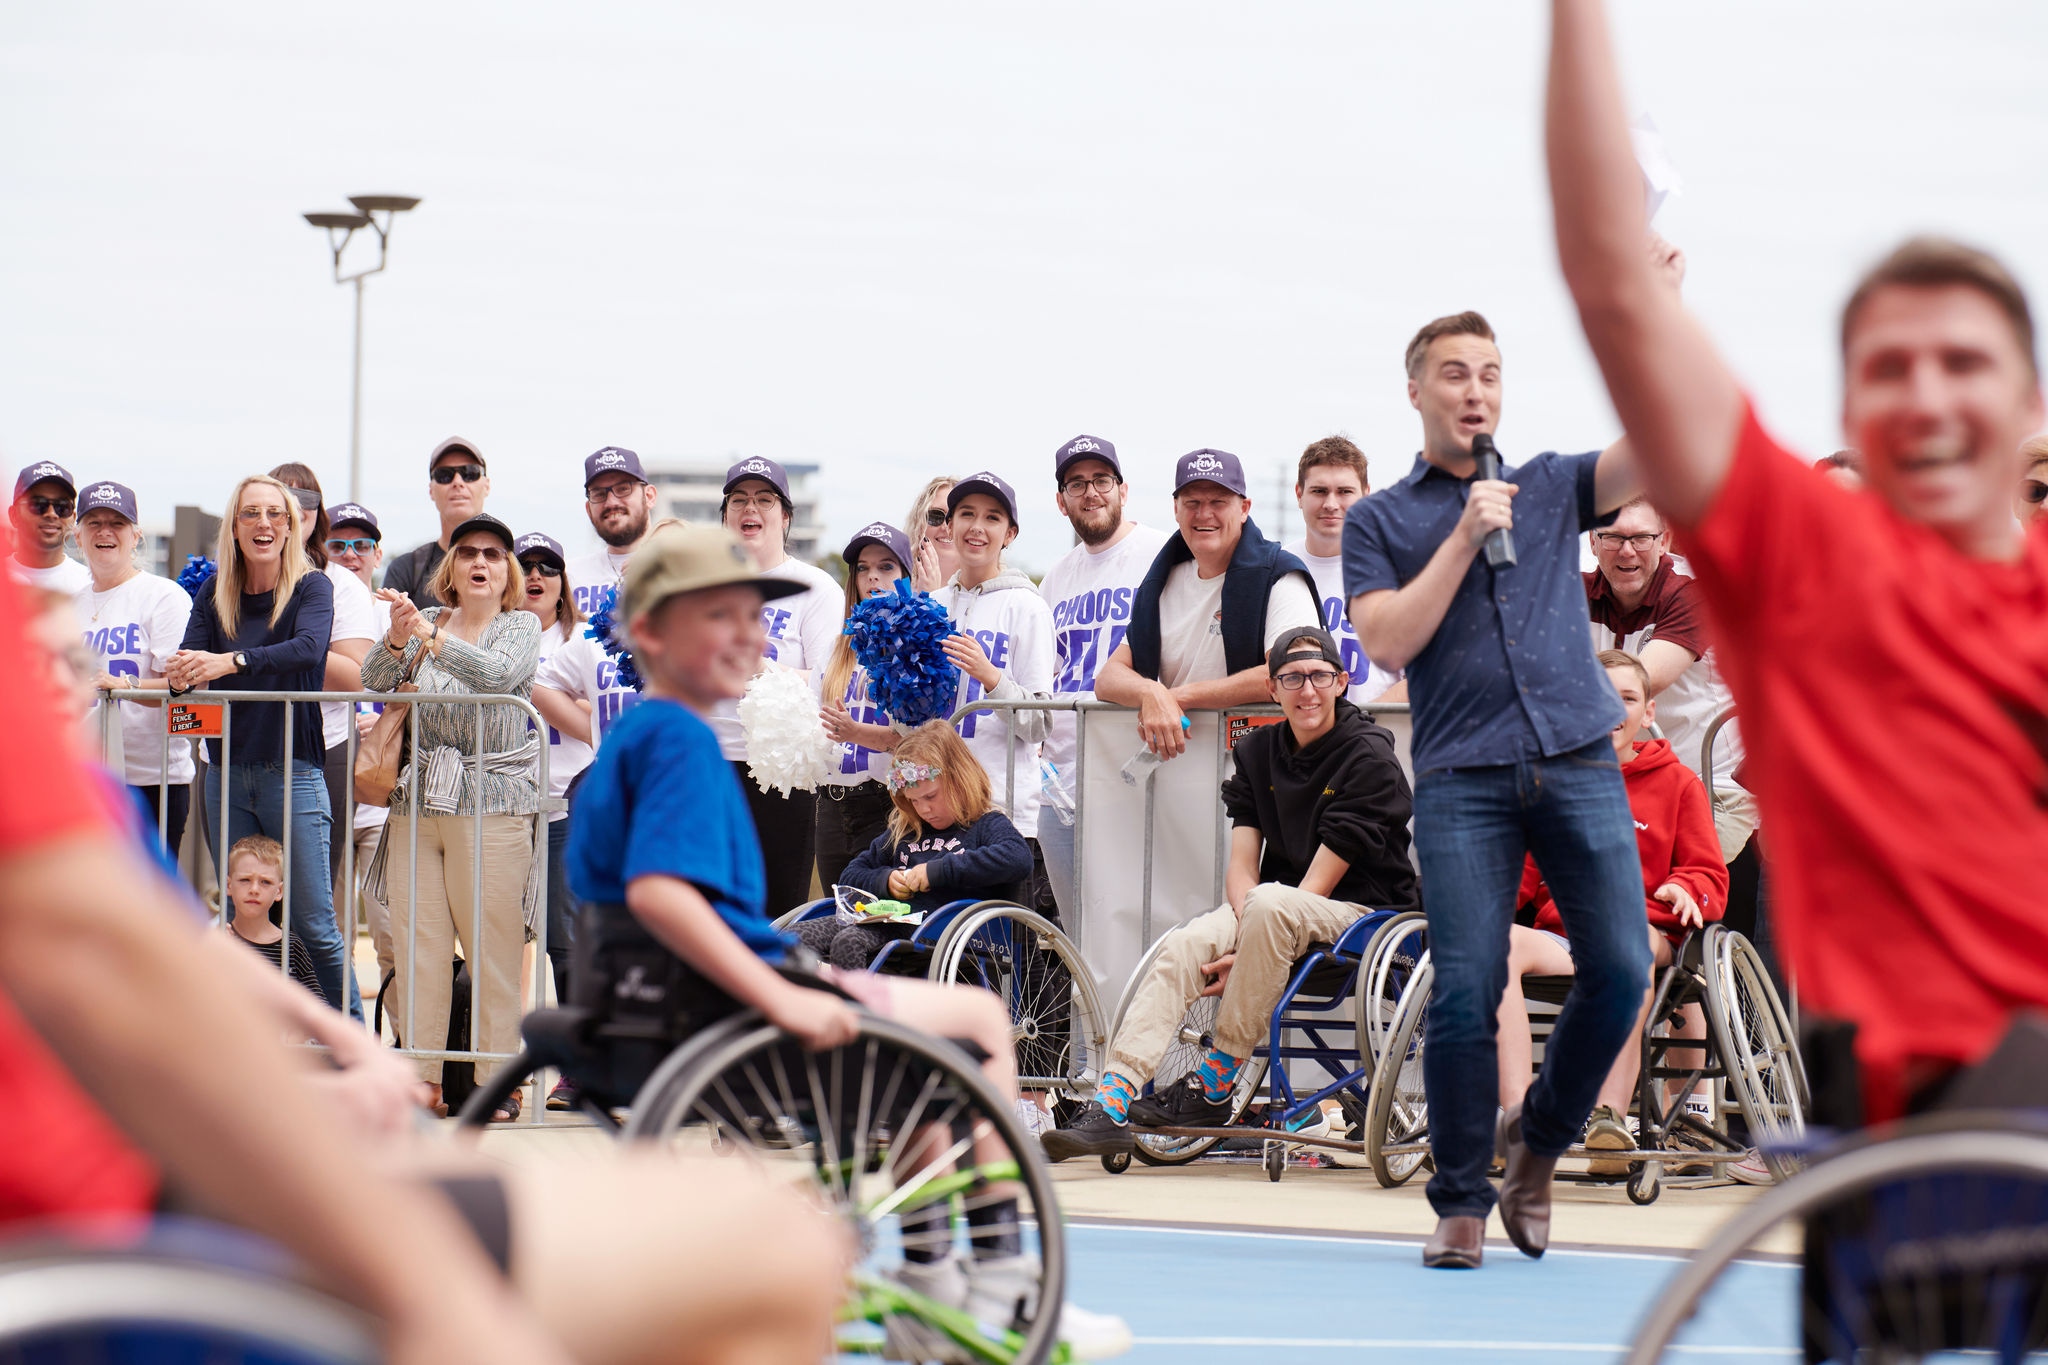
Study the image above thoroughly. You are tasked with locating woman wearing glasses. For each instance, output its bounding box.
[168,475,357,1017]
[270,464,381,899]
[364,512,542,1120]
[903,475,960,592]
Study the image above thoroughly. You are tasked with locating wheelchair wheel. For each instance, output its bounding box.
[1704,927,1806,1180]
[1354,910,1427,1074]
[931,904,1108,1110]
[1365,951,1433,1188]
[453,1048,542,1128]
[1625,1113,2048,1364]
[622,1011,1067,1365]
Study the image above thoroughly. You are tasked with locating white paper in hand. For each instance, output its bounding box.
[1630,113,1684,224]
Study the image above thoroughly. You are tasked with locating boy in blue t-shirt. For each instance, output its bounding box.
[565,523,1131,1361]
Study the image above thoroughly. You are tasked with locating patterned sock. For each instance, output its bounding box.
[1195,1048,1246,1102]
[1096,1072,1138,1124]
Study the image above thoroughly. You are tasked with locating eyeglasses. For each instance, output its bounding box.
[452,545,508,564]
[237,507,290,524]
[587,481,645,505]
[432,465,485,486]
[520,559,562,577]
[1061,473,1120,498]
[725,494,785,514]
[924,508,949,527]
[1591,531,1662,551]
[2024,480,2048,506]
[1274,669,1342,691]
[25,496,74,518]
[326,537,378,555]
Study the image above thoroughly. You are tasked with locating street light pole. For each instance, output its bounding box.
[303,195,421,503]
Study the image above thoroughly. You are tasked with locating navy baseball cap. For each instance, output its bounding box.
[446,512,517,552]
[722,456,790,500]
[584,446,646,488]
[14,461,77,501]
[842,520,912,571]
[427,436,485,472]
[947,470,1020,524]
[1054,435,1121,485]
[77,480,138,524]
[513,532,566,567]
[1267,626,1345,677]
[327,502,380,538]
[1173,448,1248,498]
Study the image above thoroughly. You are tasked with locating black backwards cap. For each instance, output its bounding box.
[1267,625,1346,677]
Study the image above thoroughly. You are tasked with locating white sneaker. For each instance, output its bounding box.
[1015,1097,1053,1138]
[1728,1147,1775,1185]
[967,1254,1134,1360]
[887,1257,971,1363]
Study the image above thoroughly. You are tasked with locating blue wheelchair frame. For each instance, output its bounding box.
[780,896,986,975]
[1246,908,1406,1132]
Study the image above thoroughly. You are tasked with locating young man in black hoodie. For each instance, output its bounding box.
[1043,627,1418,1161]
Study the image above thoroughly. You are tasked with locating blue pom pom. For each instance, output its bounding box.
[175,555,216,599]
[844,578,960,726]
[586,587,642,693]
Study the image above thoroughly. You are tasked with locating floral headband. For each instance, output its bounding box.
[885,760,943,793]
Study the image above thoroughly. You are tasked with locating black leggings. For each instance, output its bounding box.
[814,782,895,891]
[736,763,818,917]
[131,782,191,863]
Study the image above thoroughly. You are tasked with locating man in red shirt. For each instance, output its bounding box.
[1545,0,2048,1120]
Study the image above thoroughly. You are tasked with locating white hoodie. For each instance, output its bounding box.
[932,568,1054,839]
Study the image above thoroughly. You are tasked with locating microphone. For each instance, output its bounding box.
[1469,432,1517,569]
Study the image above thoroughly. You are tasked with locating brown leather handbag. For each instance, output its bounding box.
[353,646,425,808]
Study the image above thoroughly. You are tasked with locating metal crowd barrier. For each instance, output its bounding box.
[943,694,1413,947]
[96,685,557,1123]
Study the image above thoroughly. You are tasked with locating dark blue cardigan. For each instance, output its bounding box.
[1124,518,1314,680]
[178,572,333,767]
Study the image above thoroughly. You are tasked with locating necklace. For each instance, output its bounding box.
[87,584,118,622]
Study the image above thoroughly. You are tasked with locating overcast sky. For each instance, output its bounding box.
[7,3,2046,574]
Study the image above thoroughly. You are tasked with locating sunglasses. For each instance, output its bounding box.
[326,537,378,555]
[924,508,948,527]
[25,496,74,518]
[432,464,485,485]
[520,559,562,577]
[452,544,508,564]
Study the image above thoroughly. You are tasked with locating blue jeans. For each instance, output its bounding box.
[1035,808,1075,920]
[1414,739,1650,1220]
[205,759,362,1020]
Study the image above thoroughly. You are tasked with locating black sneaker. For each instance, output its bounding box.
[545,1076,579,1112]
[1128,1075,1235,1129]
[1039,1103,1132,1163]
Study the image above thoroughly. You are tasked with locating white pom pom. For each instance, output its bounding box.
[738,668,837,796]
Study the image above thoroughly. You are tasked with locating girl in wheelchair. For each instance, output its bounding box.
[565,524,1129,1360]
[1496,651,1728,1174]
[800,721,1033,970]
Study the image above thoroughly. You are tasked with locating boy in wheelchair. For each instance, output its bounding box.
[1043,627,1418,1162]
[565,523,1129,1359]
[1495,649,1728,1174]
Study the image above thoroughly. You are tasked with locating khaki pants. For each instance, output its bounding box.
[1107,883,1363,1084]
[337,821,394,988]
[383,813,534,1084]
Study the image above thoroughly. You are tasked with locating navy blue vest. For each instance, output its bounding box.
[1125,518,1314,680]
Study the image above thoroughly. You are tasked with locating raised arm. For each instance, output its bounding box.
[1547,0,1742,525]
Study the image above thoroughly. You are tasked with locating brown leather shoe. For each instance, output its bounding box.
[1421,1215,1485,1269]
[1497,1103,1558,1259]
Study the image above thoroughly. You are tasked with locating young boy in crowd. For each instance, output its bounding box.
[223,834,326,998]
[1495,649,1729,1174]
[565,523,1129,1361]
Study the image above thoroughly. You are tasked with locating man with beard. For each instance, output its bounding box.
[1034,435,1168,917]
[567,446,658,617]
[383,437,489,606]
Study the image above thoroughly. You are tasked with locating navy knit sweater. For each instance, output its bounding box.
[837,809,1033,912]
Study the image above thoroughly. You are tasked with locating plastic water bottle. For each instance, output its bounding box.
[1120,716,1192,786]
[1039,760,1076,826]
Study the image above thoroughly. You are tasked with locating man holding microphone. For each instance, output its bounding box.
[1345,308,1657,1270]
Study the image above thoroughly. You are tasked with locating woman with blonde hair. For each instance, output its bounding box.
[364,512,542,1119]
[903,475,960,591]
[2019,435,2048,528]
[815,521,910,889]
[168,474,355,1016]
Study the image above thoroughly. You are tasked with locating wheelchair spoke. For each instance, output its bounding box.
[805,1050,849,1208]
[870,1121,988,1222]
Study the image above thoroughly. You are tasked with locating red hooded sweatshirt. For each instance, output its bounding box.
[1521,737,1729,945]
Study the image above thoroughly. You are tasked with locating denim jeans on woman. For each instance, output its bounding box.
[204,759,362,1020]
[1414,738,1649,1220]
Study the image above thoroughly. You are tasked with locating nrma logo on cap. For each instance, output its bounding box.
[967,471,1001,484]
[30,463,66,480]
[860,522,891,539]
[738,458,773,475]
[593,450,627,467]
[1188,453,1225,475]
[1068,438,1098,454]
[89,485,120,502]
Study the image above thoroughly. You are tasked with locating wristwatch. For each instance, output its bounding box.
[232,651,248,673]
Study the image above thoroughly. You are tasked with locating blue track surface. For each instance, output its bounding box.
[1066,1221,1799,1362]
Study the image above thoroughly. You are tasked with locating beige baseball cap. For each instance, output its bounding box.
[620,523,806,625]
